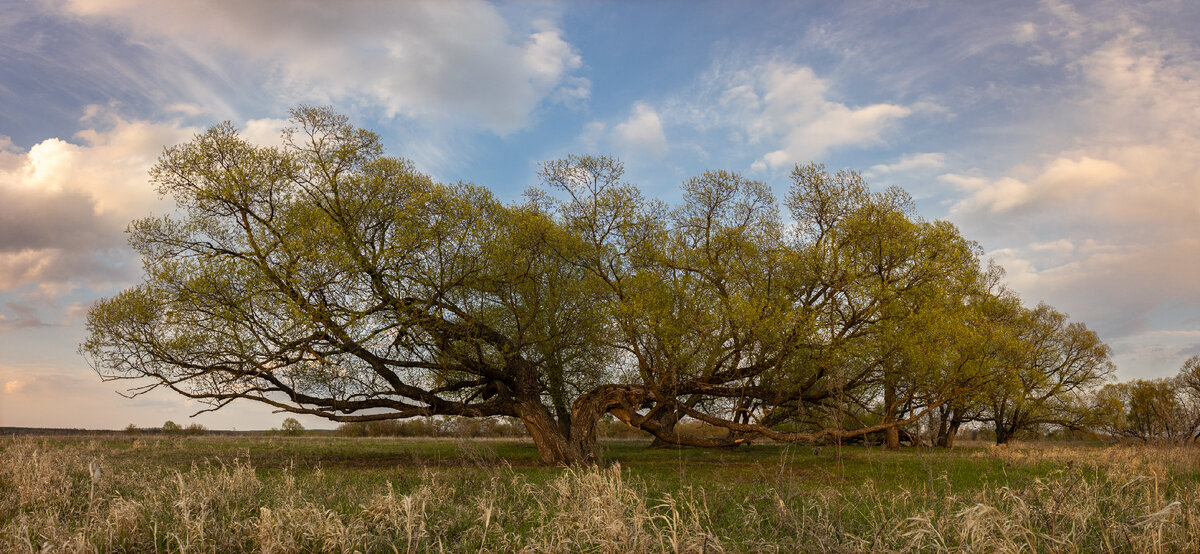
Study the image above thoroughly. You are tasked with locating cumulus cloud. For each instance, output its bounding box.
[56,0,587,133]
[579,102,670,161]
[0,108,194,295]
[240,118,290,147]
[946,155,1126,216]
[699,61,910,171]
[613,103,668,158]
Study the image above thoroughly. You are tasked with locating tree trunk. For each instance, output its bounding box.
[647,408,683,448]
[514,385,656,465]
[934,407,951,448]
[553,403,572,440]
[884,382,900,450]
[994,423,1012,445]
[940,420,962,449]
[516,400,586,465]
[568,384,667,462]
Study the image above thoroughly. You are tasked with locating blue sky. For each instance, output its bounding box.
[2,0,1198,430]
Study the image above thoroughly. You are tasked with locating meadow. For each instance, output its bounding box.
[2,434,1199,552]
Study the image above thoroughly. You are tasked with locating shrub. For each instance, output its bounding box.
[281,418,306,436]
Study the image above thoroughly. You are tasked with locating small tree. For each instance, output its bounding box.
[1094,356,1200,443]
[985,303,1114,444]
[161,420,181,435]
[281,417,306,436]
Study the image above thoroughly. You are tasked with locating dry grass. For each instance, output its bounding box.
[738,443,1200,552]
[2,436,1199,552]
[0,437,717,553]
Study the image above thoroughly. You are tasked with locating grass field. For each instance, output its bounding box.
[2,434,1199,552]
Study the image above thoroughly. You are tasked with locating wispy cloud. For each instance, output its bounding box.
[644,58,914,175]
[56,0,588,134]
[867,152,947,177]
[936,4,1200,373]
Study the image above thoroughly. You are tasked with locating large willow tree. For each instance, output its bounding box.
[84,107,1102,464]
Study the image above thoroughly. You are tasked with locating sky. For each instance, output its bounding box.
[1,0,1197,430]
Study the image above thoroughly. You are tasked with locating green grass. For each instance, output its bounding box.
[2,434,1199,552]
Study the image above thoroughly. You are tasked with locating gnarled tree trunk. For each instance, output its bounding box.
[647,407,683,448]
[883,382,900,450]
[646,394,703,448]
[515,385,659,465]
[515,400,581,464]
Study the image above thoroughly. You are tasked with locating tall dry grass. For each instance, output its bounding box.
[733,443,1200,552]
[2,437,1200,552]
[0,437,718,553]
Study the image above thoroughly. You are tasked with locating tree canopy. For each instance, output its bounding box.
[83,107,1114,463]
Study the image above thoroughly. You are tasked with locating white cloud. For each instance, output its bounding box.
[1028,239,1074,256]
[868,152,946,176]
[702,61,910,171]
[941,12,1200,376]
[1034,156,1126,193]
[579,102,669,161]
[1014,22,1038,44]
[0,107,194,292]
[57,0,587,134]
[947,155,1126,216]
[943,173,1031,215]
[613,103,668,159]
[240,118,290,147]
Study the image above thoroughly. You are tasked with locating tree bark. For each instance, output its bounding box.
[516,400,583,465]
[939,420,961,448]
[647,407,683,448]
[994,423,1012,445]
[934,407,950,447]
[884,382,900,450]
[513,384,661,465]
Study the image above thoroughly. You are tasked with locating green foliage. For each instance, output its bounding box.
[280,418,305,436]
[982,303,1115,444]
[161,420,181,435]
[80,106,1117,463]
[1093,356,1200,443]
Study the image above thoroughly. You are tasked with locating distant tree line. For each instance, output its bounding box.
[119,420,210,436]
[335,416,527,438]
